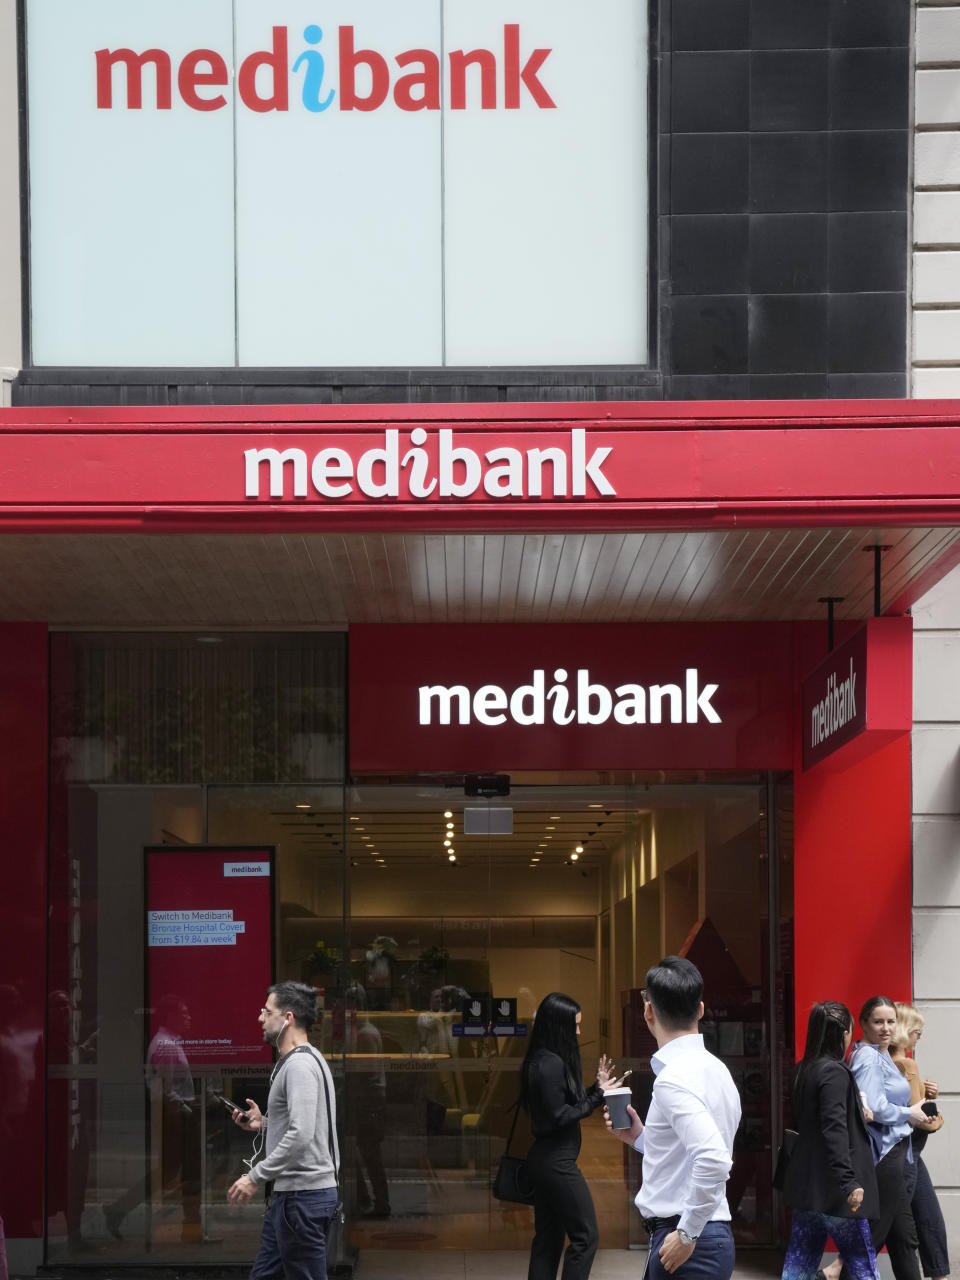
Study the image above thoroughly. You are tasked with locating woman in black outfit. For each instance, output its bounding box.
[520,992,616,1280]
[779,1001,880,1280]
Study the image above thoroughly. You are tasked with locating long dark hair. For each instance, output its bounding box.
[519,992,584,1110]
[798,1001,852,1071]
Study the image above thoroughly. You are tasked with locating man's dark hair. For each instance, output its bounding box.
[268,981,321,1031]
[644,956,703,1030]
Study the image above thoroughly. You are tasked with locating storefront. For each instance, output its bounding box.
[0,398,953,1269]
[4,0,959,1273]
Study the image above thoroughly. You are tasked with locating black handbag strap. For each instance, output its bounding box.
[504,1100,522,1156]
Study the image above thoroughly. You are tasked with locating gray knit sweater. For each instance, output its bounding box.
[248,1044,339,1191]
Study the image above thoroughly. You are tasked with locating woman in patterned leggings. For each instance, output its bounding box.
[780,1002,880,1280]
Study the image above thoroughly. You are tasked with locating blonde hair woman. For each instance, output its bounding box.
[891,1004,949,1280]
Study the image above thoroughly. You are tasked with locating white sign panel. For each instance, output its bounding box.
[26,0,648,368]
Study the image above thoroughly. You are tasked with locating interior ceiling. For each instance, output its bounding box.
[205,780,769,871]
[1,525,957,625]
[292,805,631,868]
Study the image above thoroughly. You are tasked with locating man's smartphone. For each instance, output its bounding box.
[213,1093,247,1117]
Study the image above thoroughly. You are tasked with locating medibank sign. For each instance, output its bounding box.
[96,24,555,114]
[801,618,912,771]
[27,2,648,370]
[349,624,797,773]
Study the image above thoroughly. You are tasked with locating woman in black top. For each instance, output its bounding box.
[780,1002,880,1280]
[520,992,616,1280]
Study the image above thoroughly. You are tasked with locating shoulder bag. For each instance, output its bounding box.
[492,1105,536,1205]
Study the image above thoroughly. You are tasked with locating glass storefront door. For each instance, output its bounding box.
[333,776,789,1257]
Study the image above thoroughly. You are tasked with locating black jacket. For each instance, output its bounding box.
[525,1049,604,1138]
[783,1057,879,1219]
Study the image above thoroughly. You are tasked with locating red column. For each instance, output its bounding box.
[792,631,913,1053]
[0,625,48,1239]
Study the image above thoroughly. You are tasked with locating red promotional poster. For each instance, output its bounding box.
[145,846,274,1066]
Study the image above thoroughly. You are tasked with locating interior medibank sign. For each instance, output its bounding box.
[801,617,912,771]
[349,624,798,772]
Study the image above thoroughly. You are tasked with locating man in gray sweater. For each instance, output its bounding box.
[228,982,339,1280]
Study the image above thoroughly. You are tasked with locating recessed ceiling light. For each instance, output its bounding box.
[444,810,453,819]
[296,803,311,810]
[546,825,555,830]
[446,822,455,830]
[444,839,452,847]
[550,815,561,820]
[575,845,584,853]
[196,635,223,644]
[350,816,359,822]
[448,853,456,862]
[570,851,580,862]
[589,804,603,809]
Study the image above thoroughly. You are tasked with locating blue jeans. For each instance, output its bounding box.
[250,1188,339,1280]
[648,1222,735,1280]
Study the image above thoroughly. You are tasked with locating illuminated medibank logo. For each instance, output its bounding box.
[419,668,722,727]
[95,24,556,114]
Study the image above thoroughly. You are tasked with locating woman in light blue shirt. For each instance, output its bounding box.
[846,997,936,1280]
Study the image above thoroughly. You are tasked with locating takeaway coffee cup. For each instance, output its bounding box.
[604,1086,633,1130]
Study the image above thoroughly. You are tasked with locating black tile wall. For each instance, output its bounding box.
[828,213,908,292]
[750,53,829,132]
[670,135,750,214]
[830,0,910,48]
[829,50,910,130]
[749,216,828,293]
[671,53,750,132]
[672,216,750,294]
[829,132,909,211]
[672,0,750,51]
[749,134,829,214]
[750,0,830,50]
[827,373,907,397]
[661,0,911,393]
[670,296,749,375]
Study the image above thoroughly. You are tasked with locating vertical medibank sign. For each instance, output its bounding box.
[801,618,913,771]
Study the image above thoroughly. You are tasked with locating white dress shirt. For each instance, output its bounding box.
[632,1032,741,1238]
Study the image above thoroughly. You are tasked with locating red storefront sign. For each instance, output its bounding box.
[2,400,960,532]
[801,617,913,771]
[349,622,797,772]
[145,846,274,1065]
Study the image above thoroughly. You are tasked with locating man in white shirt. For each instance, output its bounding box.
[606,956,741,1280]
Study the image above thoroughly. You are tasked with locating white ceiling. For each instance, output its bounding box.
[0,526,956,626]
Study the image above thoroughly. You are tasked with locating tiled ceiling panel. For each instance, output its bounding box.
[0,528,956,627]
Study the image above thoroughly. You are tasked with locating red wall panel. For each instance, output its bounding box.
[793,705,913,1051]
[0,625,48,1239]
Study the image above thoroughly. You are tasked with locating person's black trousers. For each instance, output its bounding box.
[912,1156,950,1278]
[839,1138,920,1280]
[526,1133,598,1280]
[874,1138,922,1280]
